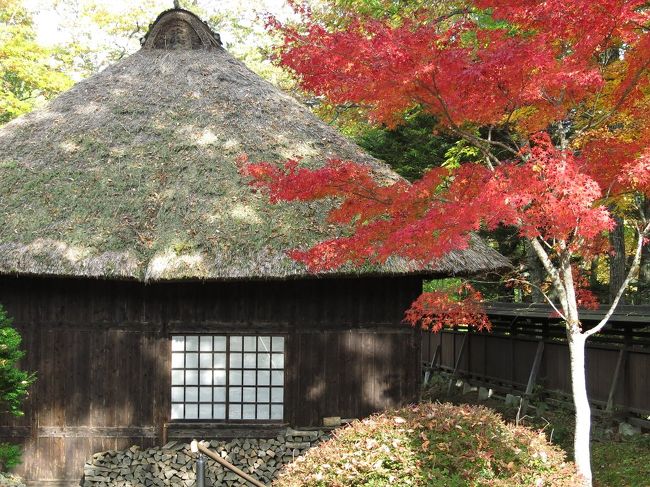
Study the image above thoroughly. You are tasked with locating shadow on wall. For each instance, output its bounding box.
[289,329,418,427]
[0,280,170,484]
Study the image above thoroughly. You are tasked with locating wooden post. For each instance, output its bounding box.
[606,349,626,413]
[423,344,441,386]
[520,340,544,416]
[447,334,467,395]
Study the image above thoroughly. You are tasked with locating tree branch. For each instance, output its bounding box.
[584,220,650,337]
[529,237,569,313]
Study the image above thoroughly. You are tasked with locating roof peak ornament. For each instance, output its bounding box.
[142,8,222,50]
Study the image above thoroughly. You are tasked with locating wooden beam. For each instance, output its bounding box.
[447,334,468,395]
[520,340,544,416]
[423,344,441,386]
[606,349,627,412]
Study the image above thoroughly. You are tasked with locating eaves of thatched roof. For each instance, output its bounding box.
[0,9,509,282]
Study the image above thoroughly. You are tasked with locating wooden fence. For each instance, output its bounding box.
[421,303,650,417]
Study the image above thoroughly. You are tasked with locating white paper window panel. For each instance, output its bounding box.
[214,404,226,419]
[230,370,242,385]
[243,353,257,368]
[214,353,226,369]
[185,336,199,351]
[199,353,212,368]
[213,387,226,401]
[229,387,242,402]
[271,353,284,369]
[171,387,184,402]
[244,336,257,351]
[257,405,270,420]
[185,370,198,385]
[242,387,256,402]
[185,404,198,419]
[271,387,284,403]
[199,387,212,402]
[185,387,198,402]
[171,353,185,368]
[214,336,227,351]
[171,403,184,419]
[243,404,256,419]
[258,354,270,368]
[171,370,184,386]
[258,336,270,350]
[272,337,284,352]
[271,405,283,420]
[230,353,242,368]
[200,336,213,351]
[200,370,212,385]
[229,404,241,420]
[243,370,256,386]
[257,387,270,402]
[214,370,226,385]
[184,353,198,368]
[230,336,242,351]
[172,336,185,352]
[257,371,270,386]
[272,371,284,386]
[199,404,212,419]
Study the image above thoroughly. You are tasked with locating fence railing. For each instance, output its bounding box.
[421,303,650,416]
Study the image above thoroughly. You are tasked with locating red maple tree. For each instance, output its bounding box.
[242,2,650,484]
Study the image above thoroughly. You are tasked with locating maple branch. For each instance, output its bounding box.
[413,77,518,166]
[529,237,569,313]
[507,277,567,320]
[584,220,650,338]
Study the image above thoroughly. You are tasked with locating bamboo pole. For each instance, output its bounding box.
[191,440,267,487]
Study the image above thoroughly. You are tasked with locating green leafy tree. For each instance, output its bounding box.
[0,0,72,124]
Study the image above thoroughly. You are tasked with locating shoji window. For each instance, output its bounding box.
[170,335,285,421]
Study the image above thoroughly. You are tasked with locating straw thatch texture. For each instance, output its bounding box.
[0,43,508,281]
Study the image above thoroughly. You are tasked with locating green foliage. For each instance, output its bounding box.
[0,0,73,124]
[355,112,457,181]
[443,139,482,169]
[274,402,579,486]
[0,443,21,472]
[0,306,35,417]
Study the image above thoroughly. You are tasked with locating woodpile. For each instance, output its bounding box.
[82,428,329,486]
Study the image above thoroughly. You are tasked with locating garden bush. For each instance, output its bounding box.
[0,305,35,476]
[274,402,579,486]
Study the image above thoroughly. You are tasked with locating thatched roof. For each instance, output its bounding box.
[0,9,508,282]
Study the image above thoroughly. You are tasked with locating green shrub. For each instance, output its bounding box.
[274,402,579,487]
[0,444,21,472]
[0,305,35,474]
[0,306,35,417]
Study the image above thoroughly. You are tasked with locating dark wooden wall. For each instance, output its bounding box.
[0,275,421,485]
[421,303,650,415]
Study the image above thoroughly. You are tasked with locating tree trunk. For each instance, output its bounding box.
[639,199,650,300]
[526,241,545,303]
[568,328,592,486]
[609,214,626,304]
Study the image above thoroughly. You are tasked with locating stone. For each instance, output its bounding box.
[505,393,521,407]
[478,387,492,401]
[462,382,478,394]
[618,422,641,438]
[322,417,341,427]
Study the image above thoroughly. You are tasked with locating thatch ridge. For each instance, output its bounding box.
[141,8,222,49]
[0,42,508,281]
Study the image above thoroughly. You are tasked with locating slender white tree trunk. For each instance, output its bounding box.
[567,328,592,486]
